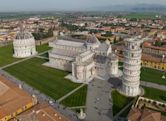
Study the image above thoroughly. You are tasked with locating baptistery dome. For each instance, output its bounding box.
[13,31,38,58]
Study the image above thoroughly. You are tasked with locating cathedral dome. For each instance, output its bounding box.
[85,34,100,49]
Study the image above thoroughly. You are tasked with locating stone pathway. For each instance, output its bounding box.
[36,55,49,60]
[86,79,113,121]
[69,106,86,109]
[141,81,166,91]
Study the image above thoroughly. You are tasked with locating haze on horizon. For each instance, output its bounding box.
[0,0,166,12]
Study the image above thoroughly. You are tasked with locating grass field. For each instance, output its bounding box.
[36,44,51,53]
[0,44,20,67]
[40,52,49,57]
[112,90,133,116]
[61,85,87,107]
[143,87,166,102]
[141,67,166,86]
[0,44,51,67]
[118,13,156,19]
[119,104,132,118]
[4,58,80,100]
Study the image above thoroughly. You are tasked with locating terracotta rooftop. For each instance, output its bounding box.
[0,75,34,120]
[128,108,166,121]
[143,42,166,51]
[140,108,161,121]
[128,107,141,121]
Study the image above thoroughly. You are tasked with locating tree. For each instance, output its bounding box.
[155,41,162,47]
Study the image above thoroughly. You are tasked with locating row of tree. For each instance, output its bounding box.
[32,28,53,40]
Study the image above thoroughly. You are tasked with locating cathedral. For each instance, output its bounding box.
[44,34,120,83]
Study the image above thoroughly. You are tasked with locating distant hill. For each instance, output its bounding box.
[93,4,166,12]
[131,4,166,12]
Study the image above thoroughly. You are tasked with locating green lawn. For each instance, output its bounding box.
[61,85,87,107]
[112,90,133,116]
[143,87,166,102]
[118,13,156,19]
[0,44,20,67]
[40,52,49,58]
[4,58,80,100]
[141,67,166,86]
[36,44,51,53]
[0,44,51,67]
[119,104,132,118]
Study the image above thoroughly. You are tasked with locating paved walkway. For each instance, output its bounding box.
[86,79,113,121]
[57,83,86,102]
[69,106,86,109]
[36,55,49,60]
[141,81,166,91]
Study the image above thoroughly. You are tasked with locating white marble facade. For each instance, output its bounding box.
[121,37,142,97]
[13,31,37,58]
[45,35,119,83]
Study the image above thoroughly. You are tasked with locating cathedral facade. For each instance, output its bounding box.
[44,35,119,83]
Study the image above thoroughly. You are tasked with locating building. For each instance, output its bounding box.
[0,75,37,121]
[128,97,166,121]
[121,37,142,97]
[128,108,166,121]
[141,53,166,70]
[44,34,119,83]
[13,25,37,58]
[143,42,166,58]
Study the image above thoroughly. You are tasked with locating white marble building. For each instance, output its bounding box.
[13,30,37,58]
[121,37,142,97]
[44,34,119,83]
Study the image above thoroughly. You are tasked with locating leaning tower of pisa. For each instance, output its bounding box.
[121,37,142,97]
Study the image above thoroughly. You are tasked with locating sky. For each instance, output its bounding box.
[0,0,166,12]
